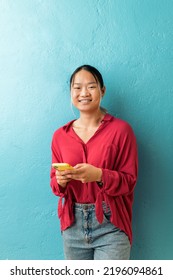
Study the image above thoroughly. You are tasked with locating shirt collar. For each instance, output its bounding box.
[63,113,114,133]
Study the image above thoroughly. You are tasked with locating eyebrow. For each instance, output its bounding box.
[73,82,97,85]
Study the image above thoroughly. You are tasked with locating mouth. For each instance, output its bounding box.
[79,99,92,104]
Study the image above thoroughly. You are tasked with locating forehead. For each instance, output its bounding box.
[73,70,97,83]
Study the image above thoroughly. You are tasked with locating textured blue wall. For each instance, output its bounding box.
[0,0,173,260]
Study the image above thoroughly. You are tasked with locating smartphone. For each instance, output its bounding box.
[52,163,74,171]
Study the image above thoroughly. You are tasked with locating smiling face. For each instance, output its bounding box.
[70,69,105,113]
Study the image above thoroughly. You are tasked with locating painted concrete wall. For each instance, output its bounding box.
[0,0,173,260]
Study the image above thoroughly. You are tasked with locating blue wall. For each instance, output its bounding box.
[0,0,172,260]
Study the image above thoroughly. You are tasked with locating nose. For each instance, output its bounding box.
[80,86,90,96]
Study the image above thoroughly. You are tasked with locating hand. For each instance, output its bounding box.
[62,163,102,184]
[55,170,71,188]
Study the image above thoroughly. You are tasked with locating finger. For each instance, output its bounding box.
[65,173,83,182]
[56,179,71,187]
[56,170,62,176]
[62,169,80,178]
[73,164,85,169]
[56,174,68,181]
[64,174,74,180]
[56,170,70,176]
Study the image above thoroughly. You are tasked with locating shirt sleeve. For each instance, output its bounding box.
[50,133,67,196]
[101,123,138,197]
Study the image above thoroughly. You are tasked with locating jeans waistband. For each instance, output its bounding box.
[74,203,95,210]
[74,202,109,211]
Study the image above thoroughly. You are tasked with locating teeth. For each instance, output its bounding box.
[79,99,91,103]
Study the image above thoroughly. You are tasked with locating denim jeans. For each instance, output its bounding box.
[62,203,131,260]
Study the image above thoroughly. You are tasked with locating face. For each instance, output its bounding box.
[71,70,105,113]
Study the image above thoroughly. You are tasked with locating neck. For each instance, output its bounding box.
[78,109,105,128]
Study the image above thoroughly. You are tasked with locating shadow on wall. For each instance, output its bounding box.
[131,133,171,259]
[109,92,171,259]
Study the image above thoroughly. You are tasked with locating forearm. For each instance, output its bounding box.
[101,168,137,197]
[50,174,67,196]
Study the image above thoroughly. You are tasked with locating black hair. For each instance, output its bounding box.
[70,65,104,89]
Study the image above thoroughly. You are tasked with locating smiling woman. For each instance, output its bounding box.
[50,65,138,260]
[70,66,106,114]
[70,67,106,143]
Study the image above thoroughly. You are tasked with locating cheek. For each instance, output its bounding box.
[95,93,102,102]
[71,93,78,106]
[71,91,78,99]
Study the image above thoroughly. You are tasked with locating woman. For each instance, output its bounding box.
[50,65,138,260]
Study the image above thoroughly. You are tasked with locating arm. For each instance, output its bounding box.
[50,136,70,196]
[101,124,138,197]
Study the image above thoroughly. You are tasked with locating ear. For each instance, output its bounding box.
[101,86,106,98]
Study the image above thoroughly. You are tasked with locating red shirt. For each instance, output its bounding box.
[50,113,138,244]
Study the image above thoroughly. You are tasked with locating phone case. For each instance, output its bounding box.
[52,163,74,171]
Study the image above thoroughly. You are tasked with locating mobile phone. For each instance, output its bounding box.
[52,163,74,171]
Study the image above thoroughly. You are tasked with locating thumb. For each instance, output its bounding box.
[74,163,85,169]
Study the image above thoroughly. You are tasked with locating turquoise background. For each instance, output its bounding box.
[0,0,173,260]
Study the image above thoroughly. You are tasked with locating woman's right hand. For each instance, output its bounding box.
[55,170,71,188]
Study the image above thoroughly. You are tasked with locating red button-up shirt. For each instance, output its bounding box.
[50,113,138,244]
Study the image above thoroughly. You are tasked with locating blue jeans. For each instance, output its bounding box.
[62,203,131,260]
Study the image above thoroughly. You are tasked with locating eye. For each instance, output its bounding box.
[73,87,81,90]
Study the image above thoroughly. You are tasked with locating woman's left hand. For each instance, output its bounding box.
[61,163,102,184]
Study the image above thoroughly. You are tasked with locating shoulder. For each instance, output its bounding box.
[105,114,137,145]
[108,114,134,134]
[52,119,75,139]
